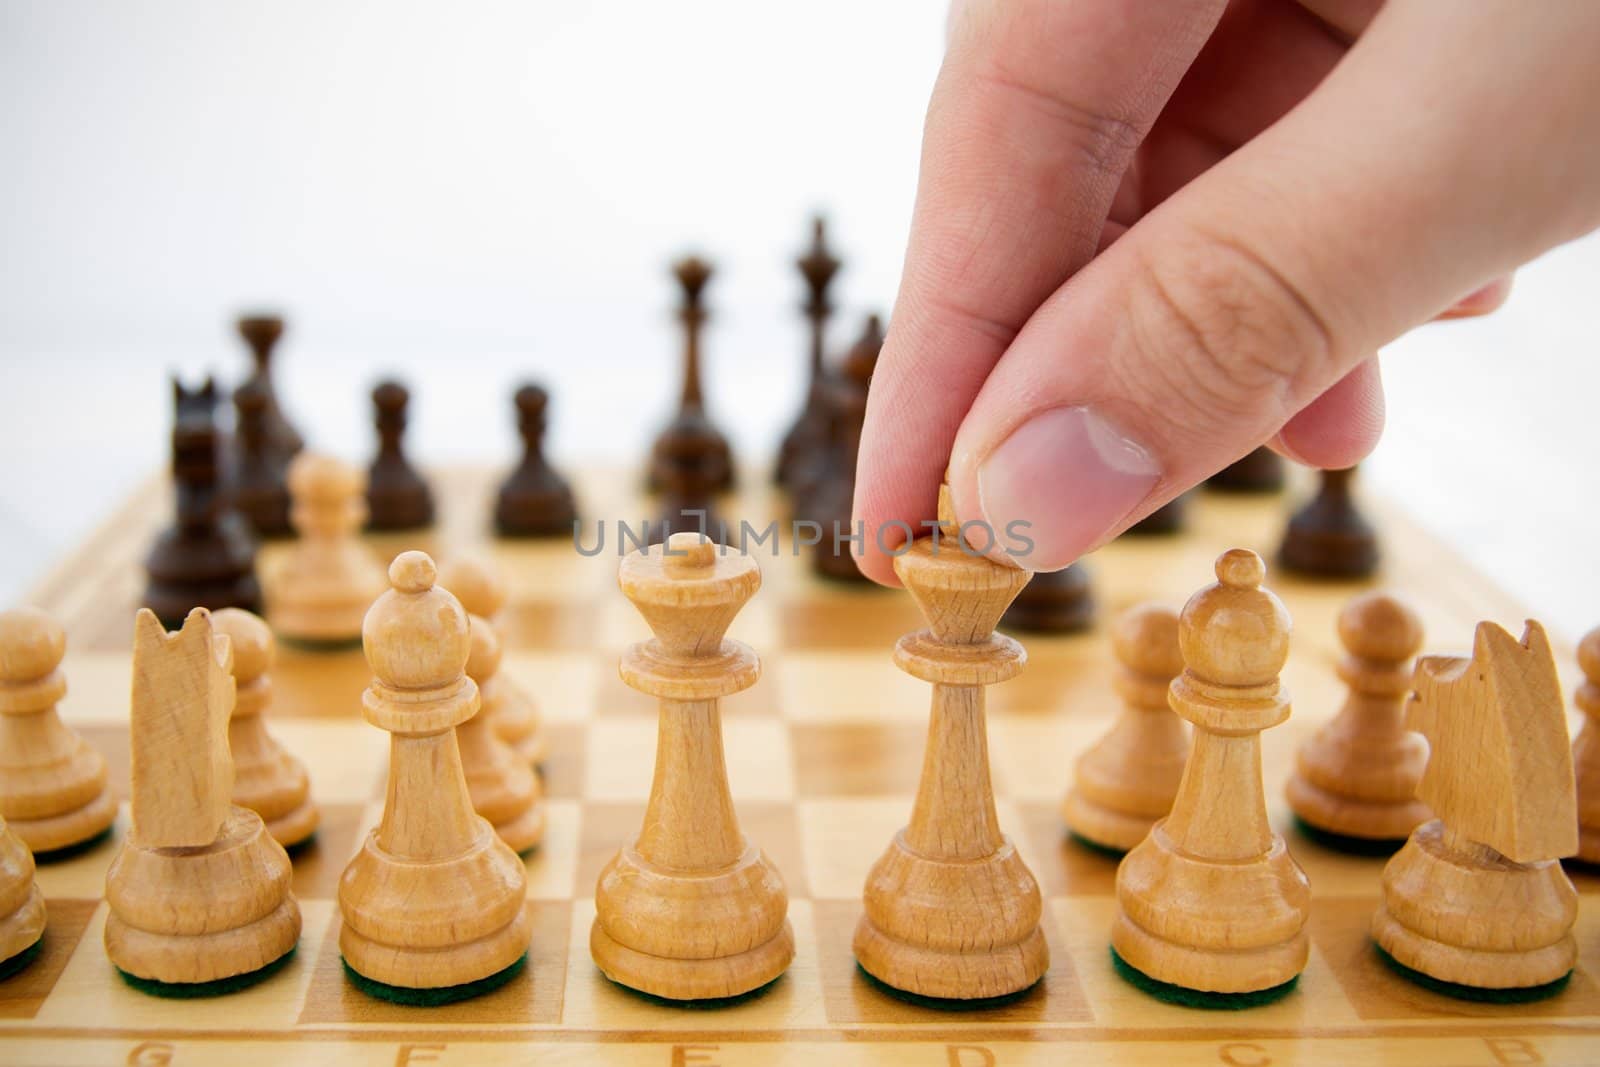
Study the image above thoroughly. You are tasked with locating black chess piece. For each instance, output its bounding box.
[365,379,434,531]
[495,384,579,538]
[1207,446,1285,493]
[647,439,729,547]
[1001,563,1095,634]
[143,377,262,627]
[647,256,735,494]
[236,314,304,457]
[809,314,883,581]
[1278,465,1380,579]
[231,380,294,537]
[1124,493,1188,536]
[776,217,842,489]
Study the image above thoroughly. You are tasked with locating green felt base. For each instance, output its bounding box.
[117,945,295,999]
[342,953,525,1006]
[855,963,1040,1011]
[1292,817,1407,857]
[1374,943,1572,1003]
[607,970,785,1010]
[282,832,318,859]
[1110,947,1299,1010]
[31,826,115,864]
[278,635,364,653]
[1068,831,1130,860]
[0,937,44,982]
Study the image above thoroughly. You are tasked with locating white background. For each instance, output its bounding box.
[2,1,1597,638]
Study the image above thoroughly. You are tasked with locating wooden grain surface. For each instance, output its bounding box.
[2,465,1597,1066]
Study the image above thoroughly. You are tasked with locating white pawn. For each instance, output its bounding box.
[267,453,385,644]
[440,555,545,765]
[460,613,546,853]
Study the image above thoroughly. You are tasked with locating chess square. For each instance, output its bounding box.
[56,654,132,727]
[525,800,580,900]
[36,901,314,1031]
[282,720,388,804]
[778,591,925,651]
[0,899,96,1020]
[562,898,827,1030]
[540,722,587,798]
[31,807,126,900]
[797,799,912,901]
[500,598,602,651]
[297,900,568,1025]
[286,802,367,899]
[270,644,371,721]
[1052,897,1360,1029]
[576,802,808,900]
[812,899,1090,1025]
[1311,895,1600,1020]
[790,722,925,797]
[1016,800,1121,897]
[988,712,1101,804]
[773,652,927,724]
[988,635,1109,716]
[501,651,600,724]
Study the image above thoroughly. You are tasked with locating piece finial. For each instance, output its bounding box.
[0,607,66,684]
[1216,548,1265,589]
[210,608,274,685]
[664,532,716,574]
[390,551,436,595]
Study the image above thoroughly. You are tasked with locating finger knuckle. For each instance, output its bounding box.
[1126,229,1335,426]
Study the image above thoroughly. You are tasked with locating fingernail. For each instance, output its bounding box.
[976,406,1161,571]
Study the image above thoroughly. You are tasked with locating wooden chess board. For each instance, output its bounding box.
[5,466,1599,1067]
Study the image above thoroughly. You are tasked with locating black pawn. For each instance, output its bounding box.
[810,314,883,581]
[495,384,579,538]
[1278,465,1380,579]
[366,380,434,531]
[1001,563,1094,634]
[236,314,304,457]
[1207,446,1285,493]
[143,377,261,628]
[647,256,735,494]
[1123,493,1188,537]
[776,216,842,489]
[232,380,294,537]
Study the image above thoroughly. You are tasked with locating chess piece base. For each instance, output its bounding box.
[1278,529,1379,579]
[1001,565,1094,634]
[1373,819,1577,989]
[1061,789,1158,854]
[1113,824,1310,994]
[853,916,1048,1001]
[591,920,795,1001]
[267,592,374,644]
[104,806,301,984]
[0,884,46,963]
[1285,772,1430,843]
[592,840,793,1000]
[7,789,117,855]
[855,831,1047,1000]
[494,488,578,539]
[338,822,533,989]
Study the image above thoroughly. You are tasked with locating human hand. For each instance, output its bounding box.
[852,0,1600,582]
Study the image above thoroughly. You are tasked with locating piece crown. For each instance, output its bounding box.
[619,533,759,658]
[1178,549,1290,688]
[363,551,471,691]
[0,607,65,684]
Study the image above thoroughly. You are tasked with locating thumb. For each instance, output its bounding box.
[947,0,1600,572]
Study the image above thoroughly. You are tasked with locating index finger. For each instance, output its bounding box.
[852,0,1224,584]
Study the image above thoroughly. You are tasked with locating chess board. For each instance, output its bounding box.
[5,465,1599,1067]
